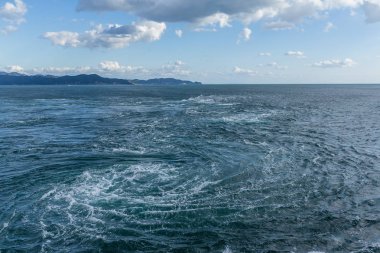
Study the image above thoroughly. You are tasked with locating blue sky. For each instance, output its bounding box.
[1,0,380,84]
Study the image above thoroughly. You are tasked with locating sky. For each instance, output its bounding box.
[1,0,380,84]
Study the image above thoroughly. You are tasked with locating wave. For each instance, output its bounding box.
[0,211,15,234]
[182,95,241,106]
[111,147,148,154]
[2,85,380,252]
[185,95,217,104]
[222,111,276,123]
[34,162,226,250]
[223,246,233,253]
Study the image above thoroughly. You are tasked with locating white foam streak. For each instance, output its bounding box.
[0,210,16,234]
[112,147,147,154]
[40,187,57,200]
[222,112,274,123]
[223,246,233,253]
[184,95,217,104]
[183,95,242,106]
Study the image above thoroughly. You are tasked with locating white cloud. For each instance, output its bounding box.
[260,62,288,70]
[175,60,184,66]
[285,50,305,58]
[0,0,27,34]
[277,0,323,23]
[4,65,24,73]
[363,0,380,23]
[76,0,380,29]
[0,0,26,23]
[2,65,94,76]
[74,0,380,38]
[264,21,295,30]
[99,61,122,71]
[98,62,147,75]
[175,29,183,38]
[158,61,191,77]
[44,20,166,48]
[237,27,252,43]
[313,58,357,68]
[90,60,189,77]
[258,52,272,57]
[44,31,81,47]
[194,12,231,29]
[324,22,335,32]
[7,60,191,78]
[193,27,217,32]
[30,66,92,75]
[237,7,280,25]
[234,66,257,76]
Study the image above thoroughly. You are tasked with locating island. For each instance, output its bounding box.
[0,72,202,86]
[131,78,202,86]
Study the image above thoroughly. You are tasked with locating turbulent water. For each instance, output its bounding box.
[0,84,379,253]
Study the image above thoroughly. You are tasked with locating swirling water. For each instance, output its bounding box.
[0,84,379,253]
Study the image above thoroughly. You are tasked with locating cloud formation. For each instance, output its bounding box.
[285,50,305,58]
[175,29,183,38]
[41,0,380,49]
[195,12,231,28]
[324,22,335,32]
[259,62,288,70]
[363,0,380,23]
[30,66,93,75]
[313,58,356,68]
[76,0,380,27]
[4,65,24,72]
[6,60,191,79]
[0,0,27,34]
[44,21,166,48]
[237,27,252,43]
[99,61,122,71]
[234,66,257,76]
[264,21,295,30]
[258,52,272,57]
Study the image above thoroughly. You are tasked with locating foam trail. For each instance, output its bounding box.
[223,246,233,253]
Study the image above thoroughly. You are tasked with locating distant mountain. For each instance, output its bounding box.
[0,72,27,77]
[0,73,133,85]
[0,73,202,86]
[131,78,202,85]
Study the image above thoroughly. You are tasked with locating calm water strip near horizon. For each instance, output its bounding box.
[0,84,379,252]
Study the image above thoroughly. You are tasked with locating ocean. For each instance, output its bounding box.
[0,84,379,252]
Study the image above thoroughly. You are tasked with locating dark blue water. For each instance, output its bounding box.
[0,85,379,253]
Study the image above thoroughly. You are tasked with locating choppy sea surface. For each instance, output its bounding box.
[0,84,379,253]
